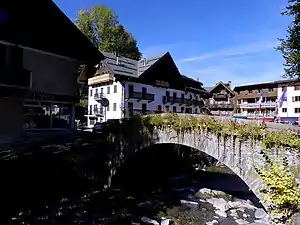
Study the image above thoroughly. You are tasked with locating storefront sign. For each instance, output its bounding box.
[26,91,78,102]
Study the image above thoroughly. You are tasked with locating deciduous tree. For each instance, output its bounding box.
[75,5,141,60]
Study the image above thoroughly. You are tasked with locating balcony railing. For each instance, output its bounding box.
[207,103,234,109]
[128,91,155,101]
[93,108,104,116]
[0,66,31,88]
[192,99,205,107]
[94,93,105,101]
[213,94,228,99]
[127,108,152,116]
[239,102,277,108]
[162,96,193,105]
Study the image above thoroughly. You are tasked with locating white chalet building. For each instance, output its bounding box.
[86,52,209,127]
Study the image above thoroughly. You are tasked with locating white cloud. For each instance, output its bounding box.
[179,40,278,63]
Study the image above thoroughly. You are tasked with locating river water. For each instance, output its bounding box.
[4,143,269,225]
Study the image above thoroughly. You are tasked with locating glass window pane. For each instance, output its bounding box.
[51,104,72,128]
[23,101,51,129]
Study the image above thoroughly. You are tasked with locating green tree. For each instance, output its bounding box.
[277,0,300,79]
[75,5,142,60]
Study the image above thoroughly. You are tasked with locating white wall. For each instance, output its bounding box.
[87,81,123,126]
[277,86,300,118]
[87,80,205,127]
[124,81,203,113]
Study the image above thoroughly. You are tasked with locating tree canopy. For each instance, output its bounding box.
[75,5,142,60]
[277,0,300,79]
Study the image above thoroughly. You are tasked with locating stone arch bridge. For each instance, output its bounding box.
[104,114,300,207]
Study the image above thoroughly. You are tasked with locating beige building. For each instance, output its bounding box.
[0,0,103,143]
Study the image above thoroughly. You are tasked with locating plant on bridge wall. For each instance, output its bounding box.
[254,151,300,224]
[139,114,300,151]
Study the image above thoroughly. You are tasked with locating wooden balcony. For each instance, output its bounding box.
[162,96,193,105]
[128,92,155,102]
[88,73,114,85]
[192,99,204,107]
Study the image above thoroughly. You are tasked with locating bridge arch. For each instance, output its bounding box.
[111,142,263,209]
[110,131,265,201]
[104,114,300,215]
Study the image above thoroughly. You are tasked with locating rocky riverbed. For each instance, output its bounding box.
[8,169,270,225]
[4,142,271,225]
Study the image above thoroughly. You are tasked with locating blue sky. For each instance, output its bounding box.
[54,0,291,87]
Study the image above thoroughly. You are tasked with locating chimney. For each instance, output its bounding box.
[143,58,147,66]
[228,81,232,88]
[116,56,119,65]
[196,78,199,81]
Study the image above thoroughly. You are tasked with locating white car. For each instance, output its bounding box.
[93,122,103,133]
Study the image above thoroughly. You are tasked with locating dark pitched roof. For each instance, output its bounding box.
[209,81,234,95]
[100,51,167,78]
[101,52,138,78]
[99,51,204,90]
[0,0,103,63]
[203,87,213,92]
[138,55,162,75]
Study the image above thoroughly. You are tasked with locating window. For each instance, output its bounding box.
[89,105,92,114]
[282,108,287,113]
[90,119,95,126]
[107,105,110,111]
[268,88,273,92]
[23,101,51,129]
[94,104,97,112]
[107,86,110,94]
[157,105,162,112]
[114,85,117,93]
[295,108,300,113]
[181,107,184,113]
[142,87,147,95]
[173,92,177,98]
[190,95,192,99]
[165,105,170,112]
[95,88,98,94]
[142,103,147,114]
[292,96,300,102]
[195,108,198,113]
[113,103,117,111]
[128,85,134,97]
[101,87,104,93]
[295,85,300,91]
[249,90,252,94]
[282,86,286,91]
[128,102,133,116]
[172,106,176,113]
[51,104,72,128]
[23,101,71,129]
[181,93,184,99]
[90,89,93,96]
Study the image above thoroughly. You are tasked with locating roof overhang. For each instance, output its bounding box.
[0,0,104,63]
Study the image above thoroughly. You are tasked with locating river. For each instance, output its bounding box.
[3,142,269,225]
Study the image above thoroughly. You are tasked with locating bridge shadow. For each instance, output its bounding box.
[109,143,263,220]
[0,115,264,224]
